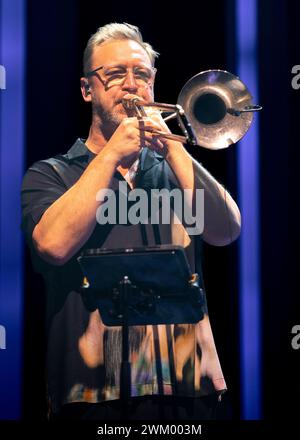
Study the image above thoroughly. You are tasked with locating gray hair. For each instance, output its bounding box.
[83,22,159,75]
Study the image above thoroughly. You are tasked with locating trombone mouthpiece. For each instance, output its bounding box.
[122,98,134,110]
[122,95,142,110]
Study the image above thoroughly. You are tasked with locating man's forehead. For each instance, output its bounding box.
[91,39,151,67]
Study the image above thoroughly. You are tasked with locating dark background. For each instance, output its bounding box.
[23,0,300,421]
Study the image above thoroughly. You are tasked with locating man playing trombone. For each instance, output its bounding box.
[21,22,241,420]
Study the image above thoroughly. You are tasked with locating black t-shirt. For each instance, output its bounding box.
[21,138,226,414]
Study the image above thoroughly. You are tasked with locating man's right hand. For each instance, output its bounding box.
[103,116,165,169]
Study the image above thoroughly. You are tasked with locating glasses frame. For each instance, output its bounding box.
[86,63,157,87]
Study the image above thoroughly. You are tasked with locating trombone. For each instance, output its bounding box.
[122,69,262,150]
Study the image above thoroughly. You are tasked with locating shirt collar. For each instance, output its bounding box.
[140,147,164,171]
[65,138,163,169]
[65,138,95,161]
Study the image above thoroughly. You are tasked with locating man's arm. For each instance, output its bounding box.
[31,117,165,266]
[165,140,241,246]
[32,150,118,266]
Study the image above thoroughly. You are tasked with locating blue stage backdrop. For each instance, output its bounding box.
[236,0,262,420]
[0,0,25,419]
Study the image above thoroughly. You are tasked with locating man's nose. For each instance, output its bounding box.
[122,70,138,90]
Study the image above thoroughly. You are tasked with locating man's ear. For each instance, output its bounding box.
[80,78,92,102]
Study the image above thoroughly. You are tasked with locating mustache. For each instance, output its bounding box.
[116,94,145,104]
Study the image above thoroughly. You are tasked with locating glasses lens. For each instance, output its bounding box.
[102,65,155,86]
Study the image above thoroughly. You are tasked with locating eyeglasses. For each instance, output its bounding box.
[86,63,157,87]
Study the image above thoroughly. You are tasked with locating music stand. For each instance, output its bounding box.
[77,244,205,417]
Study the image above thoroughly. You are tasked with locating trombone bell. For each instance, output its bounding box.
[178,69,260,150]
[122,70,261,150]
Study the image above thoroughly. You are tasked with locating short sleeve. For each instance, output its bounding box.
[21,161,68,270]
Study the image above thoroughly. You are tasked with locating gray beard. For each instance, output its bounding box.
[97,106,137,141]
[93,108,122,140]
[101,108,122,127]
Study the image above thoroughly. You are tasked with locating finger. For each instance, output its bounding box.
[144,108,162,119]
[145,111,167,129]
[153,137,165,150]
[138,118,153,131]
[139,134,154,144]
[139,132,164,145]
[132,116,167,133]
[152,139,166,154]
[142,115,170,132]
[137,117,164,130]
[138,126,165,136]
[139,135,156,149]
[139,128,169,151]
[141,136,166,154]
